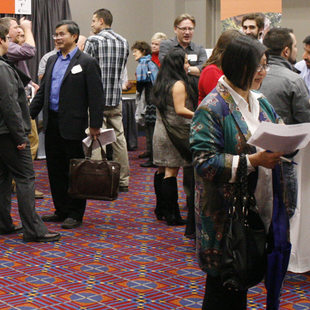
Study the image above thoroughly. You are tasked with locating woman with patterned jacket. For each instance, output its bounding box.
[190,36,290,309]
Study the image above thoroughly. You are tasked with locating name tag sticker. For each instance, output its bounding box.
[71,64,82,74]
[188,54,198,62]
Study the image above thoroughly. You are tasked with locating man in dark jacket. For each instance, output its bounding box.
[260,27,310,218]
[30,20,104,229]
[0,23,60,242]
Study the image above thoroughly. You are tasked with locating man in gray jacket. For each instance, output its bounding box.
[260,27,310,217]
[0,23,60,242]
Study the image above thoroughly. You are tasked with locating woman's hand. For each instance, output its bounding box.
[248,151,284,169]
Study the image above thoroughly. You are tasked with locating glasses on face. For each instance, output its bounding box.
[257,64,270,72]
[52,33,66,39]
[176,26,194,32]
[6,35,11,41]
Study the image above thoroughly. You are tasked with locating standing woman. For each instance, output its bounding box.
[132,41,158,167]
[152,48,195,225]
[190,36,290,309]
[151,32,167,67]
[198,29,242,105]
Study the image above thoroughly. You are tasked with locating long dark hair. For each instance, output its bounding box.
[153,48,195,112]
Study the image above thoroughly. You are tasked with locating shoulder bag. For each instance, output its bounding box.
[220,154,267,291]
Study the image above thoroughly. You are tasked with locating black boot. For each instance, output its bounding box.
[153,172,165,220]
[161,177,186,226]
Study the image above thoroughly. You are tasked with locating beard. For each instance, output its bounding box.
[288,55,296,65]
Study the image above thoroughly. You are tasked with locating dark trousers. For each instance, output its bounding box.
[45,111,86,221]
[0,134,48,239]
[202,275,247,310]
[183,165,195,236]
[145,123,155,160]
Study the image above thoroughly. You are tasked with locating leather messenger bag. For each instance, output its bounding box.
[68,139,120,200]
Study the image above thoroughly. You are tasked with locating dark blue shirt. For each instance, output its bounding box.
[49,47,78,111]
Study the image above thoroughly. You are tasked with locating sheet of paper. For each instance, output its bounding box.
[247,122,310,153]
[82,128,116,153]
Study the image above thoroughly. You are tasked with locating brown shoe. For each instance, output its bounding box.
[41,214,65,222]
[35,190,44,199]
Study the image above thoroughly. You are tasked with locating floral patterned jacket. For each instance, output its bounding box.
[189,82,282,276]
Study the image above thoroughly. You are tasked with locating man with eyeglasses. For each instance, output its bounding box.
[159,13,207,80]
[30,20,104,229]
[260,27,310,218]
[0,23,61,242]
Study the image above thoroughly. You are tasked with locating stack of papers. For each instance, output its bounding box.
[247,122,310,153]
[82,128,116,152]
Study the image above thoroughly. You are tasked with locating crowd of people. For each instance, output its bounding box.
[1,8,310,310]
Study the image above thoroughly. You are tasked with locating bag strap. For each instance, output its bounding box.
[86,138,107,161]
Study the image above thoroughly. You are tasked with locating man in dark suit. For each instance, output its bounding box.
[30,20,104,229]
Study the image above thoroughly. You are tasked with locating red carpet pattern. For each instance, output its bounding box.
[0,137,310,309]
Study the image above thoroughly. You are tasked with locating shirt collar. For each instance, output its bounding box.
[219,76,262,110]
[57,46,78,60]
[173,36,194,50]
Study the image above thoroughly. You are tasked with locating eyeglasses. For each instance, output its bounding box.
[257,64,270,72]
[6,35,11,41]
[52,33,66,39]
[176,26,194,32]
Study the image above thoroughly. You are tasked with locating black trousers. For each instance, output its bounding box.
[202,275,247,310]
[45,111,86,221]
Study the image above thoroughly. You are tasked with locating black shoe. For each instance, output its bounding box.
[61,218,82,229]
[23,232,61,242]
[0,224,23,235]
[140,161,157,168]
[138,152,150,159]
[119,186,129,192]
[41,214,65,222]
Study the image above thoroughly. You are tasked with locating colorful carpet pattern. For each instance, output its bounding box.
[1,137,310,309]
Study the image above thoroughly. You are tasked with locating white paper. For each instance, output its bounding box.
[247,122,310,153]
[82,128,116,153]
[15,0,31,15]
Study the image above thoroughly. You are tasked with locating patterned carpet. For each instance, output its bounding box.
[1,137,310,309]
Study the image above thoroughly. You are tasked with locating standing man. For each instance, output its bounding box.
[295,35,310,93]
[260,27,310,218]
[241,13,265,40]
[1,17,43,199]
[0,23,60,242]
[30,20,104,229]
[84,8,130,192]
[159,13,207,80]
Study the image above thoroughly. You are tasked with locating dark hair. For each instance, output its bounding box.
[94,8,113,26]
[0,23,9,41]
[203,29,243,68]
[55,20,80,43]
[303,35,310,45]
[222,36,267,91]
[131,41,151,56]
[241,13,265,30]
[153,48,195,112]
[263,27,293,56]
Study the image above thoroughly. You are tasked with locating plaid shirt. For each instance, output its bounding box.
[84,28,129,107]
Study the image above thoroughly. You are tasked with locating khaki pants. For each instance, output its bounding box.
[92,103,129,187]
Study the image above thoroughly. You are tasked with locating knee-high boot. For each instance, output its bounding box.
[161,176,186,226]
[153,172,165,220]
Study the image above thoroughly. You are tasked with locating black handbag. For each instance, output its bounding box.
[68,139,120,201]
[220,154,267,291]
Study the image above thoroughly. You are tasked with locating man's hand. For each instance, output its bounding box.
[17,143,26,150]
[19,17,32,31]
[89,128,100,140]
